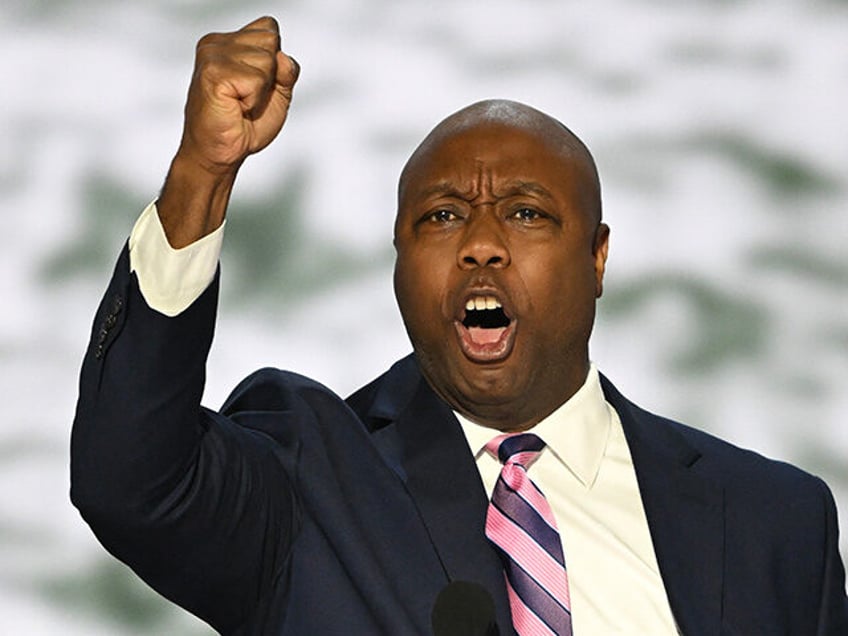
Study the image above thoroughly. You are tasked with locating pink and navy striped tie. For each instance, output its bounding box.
[485,433,572,636]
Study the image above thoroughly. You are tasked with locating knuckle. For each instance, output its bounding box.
[196,32,222,49]
[258,30,280,48]
[257,15,280,32]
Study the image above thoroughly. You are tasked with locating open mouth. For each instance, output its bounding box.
[463,296,510,335]
[456,295,515,360]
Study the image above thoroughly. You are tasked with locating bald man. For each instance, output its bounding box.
[71,18,848,635]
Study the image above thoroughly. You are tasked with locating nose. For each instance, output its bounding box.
[457,214,511,269]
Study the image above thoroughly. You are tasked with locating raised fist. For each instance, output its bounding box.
[158,17,300,247]
[178,16,300,173]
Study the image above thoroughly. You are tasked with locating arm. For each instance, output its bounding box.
[816,479,848,635]
[70,17,300,632]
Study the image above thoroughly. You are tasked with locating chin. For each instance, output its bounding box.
[455,363,528,406]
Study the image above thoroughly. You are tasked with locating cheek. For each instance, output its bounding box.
[397,241,454,289]
[393,260,416,320]
[394,253,446,331]
[520,254,597,327]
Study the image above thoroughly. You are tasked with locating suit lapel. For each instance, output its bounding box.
[363,355,512,630]
[362,360,725,634]
[602,375,725,636]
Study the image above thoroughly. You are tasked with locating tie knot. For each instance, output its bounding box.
[486,432,546,466]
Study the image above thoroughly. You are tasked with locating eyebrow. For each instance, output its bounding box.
[506,181,555,200]
[415,180,556,202]
[413,183,474,200]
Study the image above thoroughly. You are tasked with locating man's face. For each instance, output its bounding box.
[394,121,609,431]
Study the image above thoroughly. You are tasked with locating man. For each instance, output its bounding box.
[71,16,848,635]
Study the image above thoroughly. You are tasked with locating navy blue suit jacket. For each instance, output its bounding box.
[71,247,848,635]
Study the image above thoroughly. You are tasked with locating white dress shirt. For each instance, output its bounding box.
[457,368,680,633]
[129,202,680,633]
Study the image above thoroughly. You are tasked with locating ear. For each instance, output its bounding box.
[592,223,610,298]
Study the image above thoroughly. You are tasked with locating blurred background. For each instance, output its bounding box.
[2,0,846,632]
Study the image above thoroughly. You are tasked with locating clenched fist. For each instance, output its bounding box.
[159,17,300,248]
[181,16,299,171]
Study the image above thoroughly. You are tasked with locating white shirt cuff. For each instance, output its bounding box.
[128,201,224,317]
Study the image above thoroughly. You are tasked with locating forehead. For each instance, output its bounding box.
[400,122,586,200]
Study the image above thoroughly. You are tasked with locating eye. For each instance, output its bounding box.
[511,207,544,222]
[412,206,465,234]
[424,209,459,224]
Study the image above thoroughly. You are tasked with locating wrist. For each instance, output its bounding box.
[157,152,239,248]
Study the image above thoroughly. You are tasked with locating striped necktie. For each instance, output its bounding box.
[485,433,573,636]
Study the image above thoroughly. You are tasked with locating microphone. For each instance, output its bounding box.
[431,580,500,636]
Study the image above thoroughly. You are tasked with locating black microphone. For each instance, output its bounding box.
[431,580,500,636]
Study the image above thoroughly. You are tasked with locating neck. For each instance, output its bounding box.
[439,361,592,433]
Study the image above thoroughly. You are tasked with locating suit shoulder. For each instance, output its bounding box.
[602,375,828,496]
[221,367,344,416]
[631,397,828,498]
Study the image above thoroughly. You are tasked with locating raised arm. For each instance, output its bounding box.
[71,18,301,633]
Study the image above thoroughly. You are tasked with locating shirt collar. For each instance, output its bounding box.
[457,363,611,488]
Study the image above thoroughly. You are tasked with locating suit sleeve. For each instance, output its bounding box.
[70,245,298,634]
[815,478,848,635]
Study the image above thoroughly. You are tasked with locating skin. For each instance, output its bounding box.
[393,101,609,431]
[163,19,608,433]
[157,16,299,248]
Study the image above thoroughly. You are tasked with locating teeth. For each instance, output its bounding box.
[465,295,502,311]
